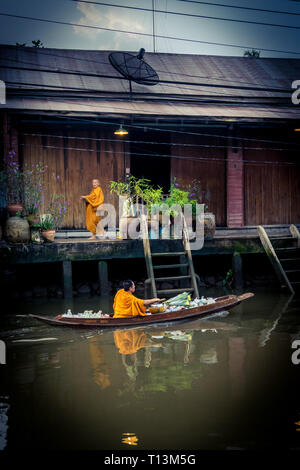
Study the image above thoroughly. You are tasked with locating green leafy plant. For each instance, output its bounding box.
[45,194,69,229]
[222,269,233,288]
[40,214,55,230]
[142,186,163,216]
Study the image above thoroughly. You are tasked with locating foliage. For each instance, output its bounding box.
[164,178,197,216]
[40,214,55,230]
[109,180,131,197]
[142,186,163,215]
[244,49,260,58]
[22,161,47,215]
[3,151,22,203]
[45,194,69,229]
[222,269,233,288]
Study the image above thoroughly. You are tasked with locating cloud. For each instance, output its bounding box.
[73,3,149,46]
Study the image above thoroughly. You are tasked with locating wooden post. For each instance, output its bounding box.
[226,134,244,227]
[290,224,300,248]
[258,225,295,295]
[98,260,110,296]
[62,260,73,299]
[232,252,243,290]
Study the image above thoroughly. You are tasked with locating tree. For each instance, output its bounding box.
[15,40,44,48]
[244,49,260,58]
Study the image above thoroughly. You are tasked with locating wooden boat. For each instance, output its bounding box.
[29,293,254,328]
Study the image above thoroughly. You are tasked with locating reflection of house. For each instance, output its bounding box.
[1,45,300,229]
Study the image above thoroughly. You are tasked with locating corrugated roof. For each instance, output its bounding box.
[1,45,300,119]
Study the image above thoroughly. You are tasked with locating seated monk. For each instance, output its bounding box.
[80,178,104,240]
[113,280,162,318]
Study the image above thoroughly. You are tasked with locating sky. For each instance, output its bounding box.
[0,0,300,57]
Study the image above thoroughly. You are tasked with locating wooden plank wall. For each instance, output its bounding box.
[170,130,226,226]
[243,129,300,225]
[20,127,124,229]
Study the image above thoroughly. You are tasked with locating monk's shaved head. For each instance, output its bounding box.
[123,280,134,291]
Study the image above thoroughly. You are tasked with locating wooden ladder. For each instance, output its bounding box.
[258,224,300,295]
[141,213,200,299]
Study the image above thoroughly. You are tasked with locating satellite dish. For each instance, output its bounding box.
[109,49,159,87]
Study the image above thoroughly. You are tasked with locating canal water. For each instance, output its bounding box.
[0,289,299,451]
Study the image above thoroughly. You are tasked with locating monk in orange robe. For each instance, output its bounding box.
[80,179,104,240]
[113,280,161,318]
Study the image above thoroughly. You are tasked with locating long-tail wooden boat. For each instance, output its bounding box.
[29,293,254,328]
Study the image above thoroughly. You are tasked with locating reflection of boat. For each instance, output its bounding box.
[29,293,254,328]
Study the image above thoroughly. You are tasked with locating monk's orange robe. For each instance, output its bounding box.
[114,329,147,355]
[113,289,146,318]
[85,186,104,234]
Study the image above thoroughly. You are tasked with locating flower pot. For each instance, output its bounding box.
[119,217,140,239]
[26,214,40,227]
[41,229,56,242]
[7,204,23,217]
[4,216,30,243]
[204,212,215,239]
[30,227,42,244]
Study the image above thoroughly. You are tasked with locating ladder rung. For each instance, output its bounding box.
[153,264,189,269]
[152,252,186,256]
[291,281,300,285]
[155,275,191,282]
[157,288,194,295]
[276,247,300,251]
[280,258,300,262]
[285,269,300,273]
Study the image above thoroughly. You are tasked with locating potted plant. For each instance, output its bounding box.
[142,185,163,238]
[40,193,69,242]
[109,180,137,239]
[23,161,47,226]
[40,214,56,242]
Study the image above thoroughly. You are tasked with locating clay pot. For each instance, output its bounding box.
[7,204,23,217]
[30,227,42,244]
[204,212,216,239]
[26,214,40,227]
[4,216,30,243]
[41,229,56,242]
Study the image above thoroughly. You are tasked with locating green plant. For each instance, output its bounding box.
[164,179,197,216]
[40,214,55,230]
[45,194,69,229]
[222,269,233,288]
[22,161,47,215]
[142,186,163,215]
[109,180,130,197]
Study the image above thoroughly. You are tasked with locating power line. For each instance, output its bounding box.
[1,12,300,56]
[174,0,300,16]
[2,45,298,88]
[0,64,293,93]
[15,141,299,166]
[20,131,300,153]
[67,0,300,30]
[21,113,300,147]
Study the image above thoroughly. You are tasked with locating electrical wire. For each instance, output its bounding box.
[174,0,300,17]
[13,141,299,167]
[67,0,300,30]
[0,12,300,56]
[0,64,293,93]
[2,45,298,88]
[19,113,300,148]
[20,131,300,153]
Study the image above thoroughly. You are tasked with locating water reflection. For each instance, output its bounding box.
[1,290,300,450]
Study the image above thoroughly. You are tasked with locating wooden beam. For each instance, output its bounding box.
[258,226,295,295]
[98,260,110,296]
[62,260,73,299]
[290,224,300,248]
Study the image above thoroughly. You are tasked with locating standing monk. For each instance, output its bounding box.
[113,280,161,318]
[80,179,104,240]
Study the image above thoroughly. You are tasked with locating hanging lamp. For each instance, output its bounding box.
[114,124,128,136]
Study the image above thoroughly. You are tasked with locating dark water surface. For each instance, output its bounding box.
[0,289,299,450]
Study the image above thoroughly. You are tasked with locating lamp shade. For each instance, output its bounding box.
[114,124,128,136]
